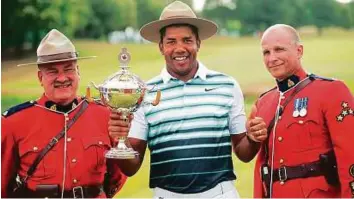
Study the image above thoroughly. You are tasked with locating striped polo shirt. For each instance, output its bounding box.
[129,62,246,193]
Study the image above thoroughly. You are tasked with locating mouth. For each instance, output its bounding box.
[173,55,189,62]
[269,63,283,69]
[54,82,72,88]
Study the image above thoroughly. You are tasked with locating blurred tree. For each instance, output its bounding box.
[2,0,90,54]
[234,0,290,35]
[306,0,338,35]
[335,2,353,29]
[203,0,237,30]
[136,0,165,29]
[75,0,136,39]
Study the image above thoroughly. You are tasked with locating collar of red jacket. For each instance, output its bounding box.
[276,69,308,93]
[37,94,80,113]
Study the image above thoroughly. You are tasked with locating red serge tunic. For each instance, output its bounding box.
[253,70,354,198]
[1,95,127,198]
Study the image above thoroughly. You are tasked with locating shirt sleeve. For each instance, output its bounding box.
[1,117,18,198]
[128,106,149,141]
[228,79,247,134]
[323,80,354,198]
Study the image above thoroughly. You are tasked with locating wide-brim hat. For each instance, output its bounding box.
[18,29,96,66]
[140,1,218,43]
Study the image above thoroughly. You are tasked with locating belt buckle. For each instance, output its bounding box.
[278,166,288,182]
[73,186,84,198]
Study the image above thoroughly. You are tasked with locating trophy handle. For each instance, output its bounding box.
[85,82,100,102]
[151,90,161,106]
[90,81,99,90]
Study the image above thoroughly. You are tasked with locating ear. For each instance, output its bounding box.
[76,64,80,77]
[297,44,304,59]
[196,40,201,51]
[159,42,164,55]
[37,70,43,86]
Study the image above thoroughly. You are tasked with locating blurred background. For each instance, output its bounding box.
[2,0,354,198]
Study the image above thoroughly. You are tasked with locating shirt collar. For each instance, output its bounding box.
[37,94,80,113]
[161,61,208,84]
[276,69,308,92]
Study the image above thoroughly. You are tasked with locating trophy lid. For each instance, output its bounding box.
[98,48,146,91]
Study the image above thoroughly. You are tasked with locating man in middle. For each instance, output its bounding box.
[108,1,267,198]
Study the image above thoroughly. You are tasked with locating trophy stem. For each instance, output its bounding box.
[105,109,139,159]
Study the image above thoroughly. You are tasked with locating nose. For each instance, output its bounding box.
[267,51,279,65]
[174,42,187,54]
[55,71,69,82]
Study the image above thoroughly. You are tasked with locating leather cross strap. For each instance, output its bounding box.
[263,75,315,164]
[22,100,88,183]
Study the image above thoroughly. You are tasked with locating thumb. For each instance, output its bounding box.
[248,105,258,120]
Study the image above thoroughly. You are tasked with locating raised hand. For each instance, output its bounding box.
[246,105,268,142]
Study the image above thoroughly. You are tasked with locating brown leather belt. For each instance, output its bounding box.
[273,161,323,182]
[23,185,103,198]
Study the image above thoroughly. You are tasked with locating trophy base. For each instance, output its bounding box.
[105,147,139,159]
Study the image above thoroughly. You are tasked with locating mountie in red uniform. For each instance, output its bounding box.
[253,69,354,198]
[1,95,127,198]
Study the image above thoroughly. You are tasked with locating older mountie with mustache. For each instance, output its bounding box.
[2,29,127,198]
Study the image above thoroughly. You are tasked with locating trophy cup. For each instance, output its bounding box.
[90,47,160,159]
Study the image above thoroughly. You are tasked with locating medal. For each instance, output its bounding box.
[299,97,308,117]
[293,98,300,117]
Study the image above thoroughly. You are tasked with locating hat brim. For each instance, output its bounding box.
[17,56,96,67]
[140,17,218,43]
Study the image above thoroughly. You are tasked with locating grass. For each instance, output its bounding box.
[1,28,354,198]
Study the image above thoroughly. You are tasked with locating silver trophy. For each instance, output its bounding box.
[90,47,160,159]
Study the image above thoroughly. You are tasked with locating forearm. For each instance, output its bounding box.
[110,158,142,177]
[233,134,261,163]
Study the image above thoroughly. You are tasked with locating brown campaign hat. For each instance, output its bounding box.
[140,1,218,43]
[18,29,95,66]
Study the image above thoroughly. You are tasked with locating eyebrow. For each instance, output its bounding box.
[165,36,193,40]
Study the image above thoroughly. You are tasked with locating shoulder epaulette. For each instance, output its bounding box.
[2,100,37,117]
[309,74,335,81]
[259,86,277,98]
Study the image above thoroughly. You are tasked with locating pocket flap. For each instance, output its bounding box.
[82,135,111,149]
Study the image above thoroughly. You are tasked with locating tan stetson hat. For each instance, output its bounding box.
[140,1,218,43]
[18,29,95,66]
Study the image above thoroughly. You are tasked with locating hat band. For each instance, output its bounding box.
[163,15,196,19]
[37,52,78,63]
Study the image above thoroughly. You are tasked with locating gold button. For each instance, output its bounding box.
[67,137,72,142]
[280,158,284,164]
[278,116,282,120]
[278,137,283,142]
[280,181,285,185]
[33,146,38,151]
[72,158,77,163]
[299,120,304,124]
[98,141,103,145]
[73,179,78,183]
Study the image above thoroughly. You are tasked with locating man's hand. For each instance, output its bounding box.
[108,111,133,142]
[246,105,267,142]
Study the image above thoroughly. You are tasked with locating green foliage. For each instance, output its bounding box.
[136,0,165,28]
[3,0,354,52]
[75,0,137,39]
